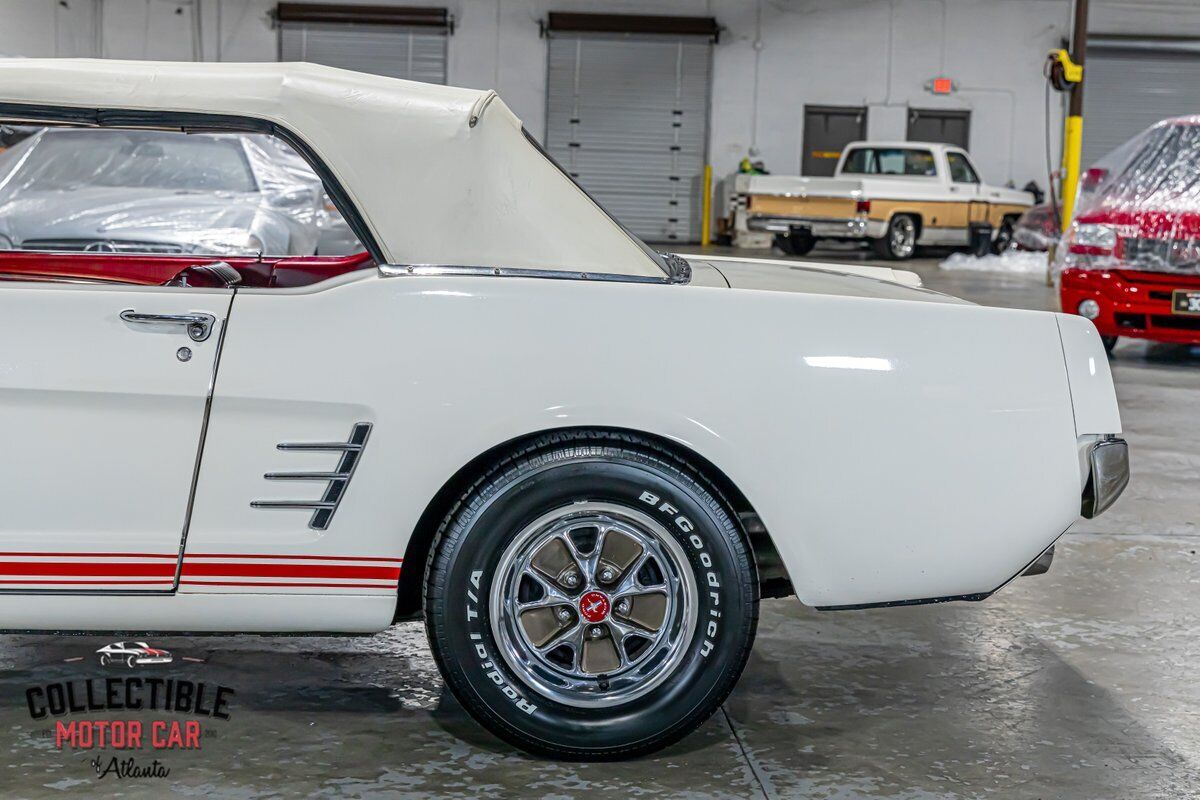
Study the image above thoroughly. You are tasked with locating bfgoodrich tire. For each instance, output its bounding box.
[424,431,758,760]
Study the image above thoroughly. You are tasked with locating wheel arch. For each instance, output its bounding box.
[888,210,924,239]
[392,426,793,621]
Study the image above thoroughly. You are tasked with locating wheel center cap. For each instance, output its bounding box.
[579,590,610,623]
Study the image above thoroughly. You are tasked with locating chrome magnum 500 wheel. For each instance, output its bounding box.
[425,431,758,759]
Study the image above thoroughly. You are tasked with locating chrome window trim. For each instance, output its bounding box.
[378,262,691,285]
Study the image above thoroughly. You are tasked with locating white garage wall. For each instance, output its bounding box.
[3,0,1200,193]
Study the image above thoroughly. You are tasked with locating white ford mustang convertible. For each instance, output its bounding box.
[0,60,1127,759]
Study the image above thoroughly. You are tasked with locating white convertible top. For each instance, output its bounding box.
[0,59,666,278]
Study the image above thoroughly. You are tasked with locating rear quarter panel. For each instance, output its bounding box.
[188,273,1081,611]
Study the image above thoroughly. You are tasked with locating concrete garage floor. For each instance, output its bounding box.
[2,245,1199,798]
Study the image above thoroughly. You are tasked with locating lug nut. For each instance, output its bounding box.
[562,572,579,588]
[599,567,616,583]
[589,626,604,639]
[556,608,571,622]
[616,600,630,616]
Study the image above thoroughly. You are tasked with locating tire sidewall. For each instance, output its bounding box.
[888,215,915,259]
[992,219,1014,254]
[431,452,753,755]
[788,230,816,256]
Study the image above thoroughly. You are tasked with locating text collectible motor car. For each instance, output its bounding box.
[0,59,1126,760]
[725,141,1033,258]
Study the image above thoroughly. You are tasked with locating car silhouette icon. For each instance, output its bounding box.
[96,641,173,668]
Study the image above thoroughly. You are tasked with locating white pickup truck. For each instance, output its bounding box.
[725,141,1033,259]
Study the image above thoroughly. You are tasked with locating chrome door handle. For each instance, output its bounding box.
[120,310,216,342]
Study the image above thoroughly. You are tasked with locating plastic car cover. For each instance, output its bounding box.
[1055,116,1200,275]
[1012,204,1060,252]
[249,134,361,254]
[0,128,325,256]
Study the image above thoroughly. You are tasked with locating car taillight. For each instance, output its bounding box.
[855,199,871,214]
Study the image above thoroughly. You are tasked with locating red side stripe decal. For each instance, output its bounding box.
[0,553,401,562]
[0,579,173,585]
[185,554,404,563]
[180,581,396,589]
[0,562,175,577]
[0,552,177,559]
[0,554,403,587]
[179,563,400,580]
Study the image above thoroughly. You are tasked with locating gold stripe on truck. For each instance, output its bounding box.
[748,195,858,219]
[748,194,1028,231]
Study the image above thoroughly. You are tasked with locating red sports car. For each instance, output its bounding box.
[1059,116,1200,352]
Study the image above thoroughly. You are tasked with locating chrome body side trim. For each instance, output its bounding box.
[170,293,236,591]
[378,263,681,285]
[251,422,373,530]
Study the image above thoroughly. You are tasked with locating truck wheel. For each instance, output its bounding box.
[992,218,1015,254]
[424,431,758,760]
[774,230,816,256]
[872,214,917,260]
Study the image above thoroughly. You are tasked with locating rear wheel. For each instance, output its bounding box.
[872,214,917,260]
[424,431,758,759]
[992,217,1016,254]
[774,230,816,256]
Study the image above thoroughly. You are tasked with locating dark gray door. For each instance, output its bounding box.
[802,106,866,176]
[545,32,712,244]
[279,21,447,84]
[1082,39,1200,168]
[907,109,970,149]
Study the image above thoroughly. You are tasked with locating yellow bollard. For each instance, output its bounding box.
[700,164,713,246]
[1061,115,1083,232]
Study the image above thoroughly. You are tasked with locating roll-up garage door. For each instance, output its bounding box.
[545,14,716,243]
[1081,37,1200,168]
[277,4,448,84]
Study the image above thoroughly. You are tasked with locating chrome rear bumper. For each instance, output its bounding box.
[1081,437,1129,518]
[746,215,887,239]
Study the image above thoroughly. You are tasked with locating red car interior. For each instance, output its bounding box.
[0,250,375,288]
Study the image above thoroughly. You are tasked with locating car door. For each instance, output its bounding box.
[945,150,984,241]
[0,279,232,591]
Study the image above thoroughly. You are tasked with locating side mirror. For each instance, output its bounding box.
[1081,167,1109,192]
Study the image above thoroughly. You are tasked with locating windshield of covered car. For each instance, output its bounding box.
[2,130,258,194]
[841,147,937,177]
[1100,123,1200,205]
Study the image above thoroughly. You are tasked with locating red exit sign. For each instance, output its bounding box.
[928,77,955,94]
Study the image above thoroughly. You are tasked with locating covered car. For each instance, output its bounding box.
[1012,204,1060,252]
[0,128,325,256]
[1058,116,1200,350]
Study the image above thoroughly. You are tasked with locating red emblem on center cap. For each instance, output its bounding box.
[579,591,610,623]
